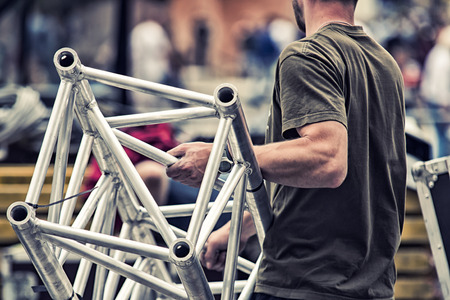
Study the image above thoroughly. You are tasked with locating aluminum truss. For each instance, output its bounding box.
[6,48,272,300]
[412,157,450,300]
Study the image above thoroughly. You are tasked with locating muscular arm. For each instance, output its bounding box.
[256,120,348,188]
[166,120,348,189]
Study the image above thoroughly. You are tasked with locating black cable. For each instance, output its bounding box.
[26,186,97,209]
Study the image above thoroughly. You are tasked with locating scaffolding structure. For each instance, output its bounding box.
[6,48,272,300]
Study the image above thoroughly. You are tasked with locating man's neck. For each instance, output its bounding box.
[304,1,355,36]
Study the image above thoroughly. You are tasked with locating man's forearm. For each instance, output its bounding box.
[241,210,257,241]
[254,121,348,188]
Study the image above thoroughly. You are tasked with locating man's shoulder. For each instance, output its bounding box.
[278,30,348,64]
[278,38,325,66]
[279,40,306,62]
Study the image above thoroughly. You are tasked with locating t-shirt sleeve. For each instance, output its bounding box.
[279,52,348,139]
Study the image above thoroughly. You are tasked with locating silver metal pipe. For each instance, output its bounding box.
[25,79,73,205]
[81,81,177,244]
[129,258,154,300]
[41,220,171,260]
[106,107,217,128]
[138,216,188,239]
[196,164,246,254]
[222,173,247,300]
[93,190,117,300]
[6,202,79,300]
[174,281,248,295]
[73,254,91,297]
[54,133,93,264]
[103,222,132,300]
[236,256,256,274]
[244,189,271,247]
[73,97,97,139]
[238,255,262,300]
[49,88,76,224]
[44,234,188,299]
[169,238,214,299]
[157,201,234,219]
[83,110,142,225]
[187,116,233,245]
[214,83,272,247]
[113,128,178,166]
[82,65,216,108]
[116,170,141,223]
[90,137,116,176]
[209,281,247,295]
[115,257,142,300]
[58,134,95,226]
[130,224,174,283]
[93,247,108,300]
[73,182,113,296]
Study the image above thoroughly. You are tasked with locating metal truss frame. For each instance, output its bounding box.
[412,157,450,300]
[6,48,272,300]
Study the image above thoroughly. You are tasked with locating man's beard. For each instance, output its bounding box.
[292,0,306,33]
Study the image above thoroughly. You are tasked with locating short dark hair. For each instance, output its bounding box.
[342,0,358,5]
[324,0,358,5]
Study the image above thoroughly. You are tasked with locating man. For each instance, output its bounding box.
[166,0,407,299]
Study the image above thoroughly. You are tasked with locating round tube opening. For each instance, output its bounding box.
[218,87,235,103]
[59,51,75,68]
[174,241,190,258]
[11,205,29,222]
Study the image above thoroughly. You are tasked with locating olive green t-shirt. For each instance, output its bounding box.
[255,24,406,300]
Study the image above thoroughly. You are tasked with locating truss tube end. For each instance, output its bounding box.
[7,202,78,299]
[7,202,35,230]
[54,48,82,80]
[214,83,240,118]
[169,238,214,299]
[170,238,195,267]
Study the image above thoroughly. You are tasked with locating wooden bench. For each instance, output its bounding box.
[0,165,74,246]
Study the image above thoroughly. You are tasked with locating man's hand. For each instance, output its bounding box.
[166,142,213,188]
[200,225,230,272]
[200,211,256,272]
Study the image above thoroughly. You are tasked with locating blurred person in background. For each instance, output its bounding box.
[385,37,421,110]
[129,20,179,112]
[420,25,450,158]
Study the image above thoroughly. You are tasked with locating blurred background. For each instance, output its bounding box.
[0,0,449,159]
[1,0,450,299]
[0,0,449,161]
